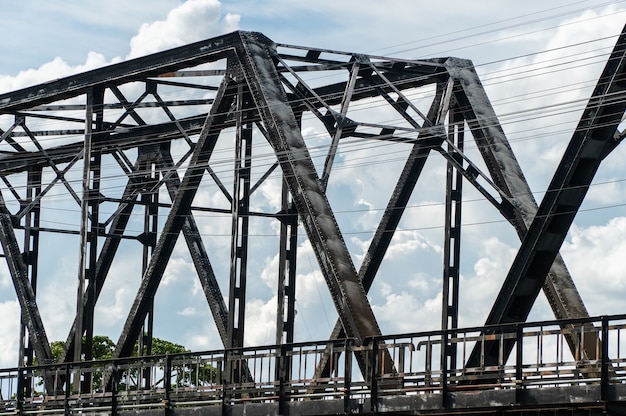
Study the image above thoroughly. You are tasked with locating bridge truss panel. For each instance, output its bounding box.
[0,28,621,391]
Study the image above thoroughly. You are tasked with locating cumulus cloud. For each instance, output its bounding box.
[372,282,441,333]
[457,237,517,327]
[128,0,240,59]
[0,52,112,94]
[0,0,239,94]
[483,5,626,192]
[561,217,626,315]
[0,301,20,367]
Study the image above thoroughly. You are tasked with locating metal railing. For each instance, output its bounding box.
[1,314,625,414]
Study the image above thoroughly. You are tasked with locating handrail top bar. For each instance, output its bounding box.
[5,313,625,373]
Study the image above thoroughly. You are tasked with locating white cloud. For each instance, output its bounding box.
[0,52,112,94]
[177,306,201,316]
[128,0,240,59]
[372,283,441,333]
[561,217,626,315]
[244,297,278,346]
[483,5,626,193]
[0,301,20,367]
[162,249,195,286]
[0,0,240,94]
[457,237,517,327]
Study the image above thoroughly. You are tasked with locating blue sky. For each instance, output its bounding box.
[1,0,626,367]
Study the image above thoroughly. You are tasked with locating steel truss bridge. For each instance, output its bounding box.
[0,24,625,415]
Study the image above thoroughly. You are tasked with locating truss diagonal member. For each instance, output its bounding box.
[110,75,235,363]
[0,189,54,365]
[359,79,452,299]
[155,149,230,344]
[15,150,83,221]
[109,86,148,127]
[237,33,390,365]
[321,57,364,188]
[469,25,626,368]
[445,62,589,289]
[0,121,27,152]
[314,80,452,379]
[448,56,595,364]
[58,154,144,364]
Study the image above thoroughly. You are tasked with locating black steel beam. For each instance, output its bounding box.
[445,57,601,366]
[226,86,253,352]
[314,80,451,379]
[0,32,242,113]
[18,168,42,371]
[58,155,144,364]
[156,148,230,346]
[0,189,54,370]
[110,73,235,362]
[467,24,626,368]
[237,33,386,345]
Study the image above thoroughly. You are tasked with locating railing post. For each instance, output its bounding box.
[441,330,448,408]
[515,324,523,404]
[369,338,379,414]
[343,339,353,414]
[164,354,172,412]
[64,363,71,416]
[221,349,228,416]
[601,315,609,402]
[16,367,24,413]
[110,362,118,416]
[278,344,287,415]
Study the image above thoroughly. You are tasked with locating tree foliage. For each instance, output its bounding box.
[43,336,215,392]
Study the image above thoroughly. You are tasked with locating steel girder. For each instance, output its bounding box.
[0,29,610,385]
[0,189,53,363]
[109,74,236,361]
[238,33,386,346]
[467,23,626,369]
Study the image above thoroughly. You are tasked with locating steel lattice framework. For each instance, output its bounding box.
[1,28,625,392]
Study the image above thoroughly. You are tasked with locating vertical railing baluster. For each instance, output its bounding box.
[16,367,24,414]
[441,329,448,408]
[221,349,228,416]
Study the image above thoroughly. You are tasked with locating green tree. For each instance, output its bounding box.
[45,336,216,392]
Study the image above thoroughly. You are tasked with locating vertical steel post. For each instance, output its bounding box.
[138,148,159,388]
[18,167,42,374]
[275,178,297,346]
[227,84,253,383]
[75,87,104,391]
[441,109,464,375]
